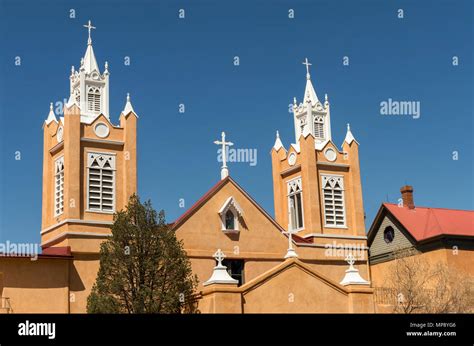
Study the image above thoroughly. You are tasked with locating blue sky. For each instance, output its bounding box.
[0,0,472,244]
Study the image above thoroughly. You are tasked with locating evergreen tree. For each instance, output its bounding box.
[87,194,198,313]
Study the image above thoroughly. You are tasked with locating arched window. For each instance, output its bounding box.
[384,226,395,243]
[314,116,325,139]
[225,210,235,230]
[87,86,101,113]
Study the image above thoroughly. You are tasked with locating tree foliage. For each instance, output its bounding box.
[87,194,198,313]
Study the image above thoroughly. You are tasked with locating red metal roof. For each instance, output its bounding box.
[383,203,474,242]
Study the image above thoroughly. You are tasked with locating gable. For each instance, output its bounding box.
[174,178,289,257]
[369,214,415,262]
[241,260,350,313]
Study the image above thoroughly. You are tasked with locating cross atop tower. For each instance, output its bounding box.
[83,20,96,45]
[214,131,234,180]
[302,57,312,79]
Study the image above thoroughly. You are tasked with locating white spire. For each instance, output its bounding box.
[344,123,358,145]
[273,130,284,151]
[122,93,136,116]
[214,132,234,180]
[65,94,78,109]
[302,57,319,105]
[82,20,99,73]
[45,102,57,124]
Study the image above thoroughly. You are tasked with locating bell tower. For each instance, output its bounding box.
[40,20,138,254]
[271,59,365,239]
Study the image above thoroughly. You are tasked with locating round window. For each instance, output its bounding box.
[324,148,337,162]
[383,226,395,243]
[288,153,297,166]
[94,122,110,138]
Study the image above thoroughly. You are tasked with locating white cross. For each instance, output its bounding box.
[213,249,226,267]
[302,57,312,76]
[345,252,356,268]
[214,131,233,179]
[83,20,96,44]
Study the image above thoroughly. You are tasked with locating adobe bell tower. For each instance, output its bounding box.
[271,58,365,239]
[40,20,138,253]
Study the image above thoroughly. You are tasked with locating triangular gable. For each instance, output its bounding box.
[240,258,348,295]
[172,176,303,248]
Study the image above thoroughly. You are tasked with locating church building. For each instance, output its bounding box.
[0,22,375,313]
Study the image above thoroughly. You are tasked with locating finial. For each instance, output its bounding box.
[71,65,75,75]
[302,57,312,80]
[104,61,109,72]
[50,102,53,111]
[347,123,351,131]
[276,130,280,138]
[83,20,96,45]
[127,92,130,103]
[325,93,328,102]
[80,57,84,66]
[345,252,356,268]
[214,131,234,180]
[293,97,297,105]
[213,249,226,267]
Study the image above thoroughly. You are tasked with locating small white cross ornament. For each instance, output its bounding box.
[214,131,234,180]
[83,20,96,44]
[213,249,226,267]
[345,253,356,268]
[302,57,312,77]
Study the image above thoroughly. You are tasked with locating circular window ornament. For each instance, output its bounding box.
[384,226,395,243]
[288,153,297,166]
[56,126,64,142]
[94,122,110,138]
[324,148,337,162]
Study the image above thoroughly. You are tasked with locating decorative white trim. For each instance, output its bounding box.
[287,176,304,231]
[53,156,65,217]
[218,196,243,232]
[86,152,116,213]
[93,122,110,138]
[321,174,347,228]
[303,233,367,240]
[203,249,239,286]
[339,253,370,286]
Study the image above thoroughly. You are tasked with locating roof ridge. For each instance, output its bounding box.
[383,202,473,213]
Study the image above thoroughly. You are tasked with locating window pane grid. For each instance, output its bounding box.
[322,176,346,227]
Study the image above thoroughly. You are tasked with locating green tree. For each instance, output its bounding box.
[87,194,198,313]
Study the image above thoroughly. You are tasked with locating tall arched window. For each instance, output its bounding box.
[314,115,325,139]
[87,86,101,113]
[225,210,235,230]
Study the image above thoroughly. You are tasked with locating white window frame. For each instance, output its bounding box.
[287,176,304,231]
[86,151,116,214]
[321,174,347,228]
[54,156,65,217]
[218,196,243,234]
[87,86,101,113]
[314,115,325,140]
